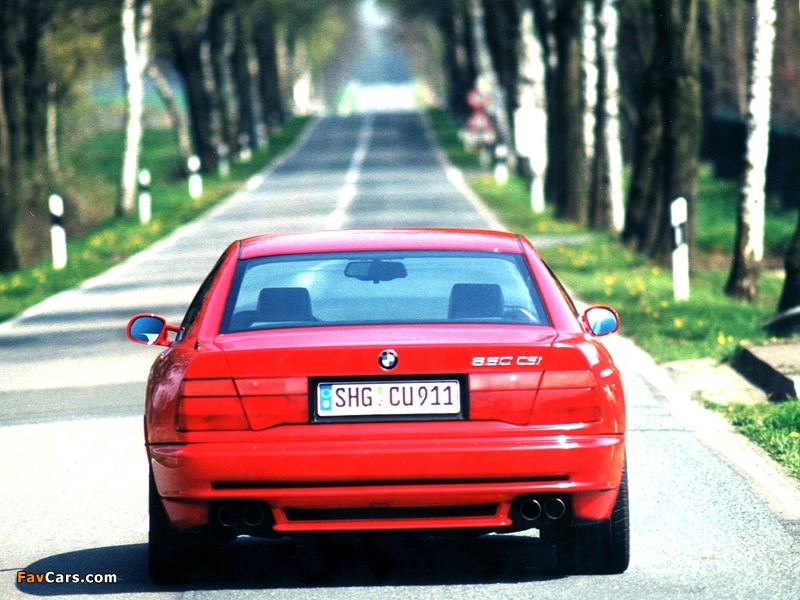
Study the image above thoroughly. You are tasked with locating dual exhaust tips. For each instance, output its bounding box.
[518,497,567,522]
[217,502,267,528]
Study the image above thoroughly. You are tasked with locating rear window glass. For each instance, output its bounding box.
[220,250,549,332]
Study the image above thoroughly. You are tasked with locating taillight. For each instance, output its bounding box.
[176,378,249,431]
[235,377,308,430]
[470,372,542,425]
[176,377,310,431]
[530,370,602,425]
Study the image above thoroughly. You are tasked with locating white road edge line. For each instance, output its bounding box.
[325,115,374,230]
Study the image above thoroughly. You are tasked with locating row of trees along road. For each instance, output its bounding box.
[2,0,800,318]
[386,0,800,317]
[0,0,358,271]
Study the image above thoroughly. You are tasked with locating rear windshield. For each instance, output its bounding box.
[220,250,549,332]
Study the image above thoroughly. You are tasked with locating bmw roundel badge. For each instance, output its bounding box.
[378,349,398,370]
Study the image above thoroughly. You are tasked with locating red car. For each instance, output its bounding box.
[127,228,628,582]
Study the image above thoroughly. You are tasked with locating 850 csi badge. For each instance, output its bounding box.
[378,349,398,370]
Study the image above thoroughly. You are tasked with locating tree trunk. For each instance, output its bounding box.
[583,0,597,169]
[0,58,19,272]
[171,33,215,173]
[209,13,238,162]
[438,4,475,119]
[599,0,625,232]
[467,0,516,171]
[147,61,193,165]
[622,0,700,266]
[200,37,226,175]
[253,8,284,131]
[515,6,548,213]
[778,208,800,312]
[622,65,664,252]
[231,15,261,155]
[119,0,152,217]
[46,80,58,173]
[725,0,776,302]
[552,0,588,225]
[589,0,624,232]
[275,27,294,117]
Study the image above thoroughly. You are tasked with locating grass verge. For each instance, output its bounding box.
[0,117,312,324]
[704,399,800,479]
[428,107,800,479]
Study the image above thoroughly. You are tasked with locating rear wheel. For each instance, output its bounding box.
[559,461,630,575]
[148,468,213,584]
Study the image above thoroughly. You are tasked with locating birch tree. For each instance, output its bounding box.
[119,0,153,217]
[515,5,548,213]
[583,1,597,169]
[725,0,777,302]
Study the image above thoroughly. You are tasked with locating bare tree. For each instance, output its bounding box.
[725,0,777,301]
[119,0,152,216]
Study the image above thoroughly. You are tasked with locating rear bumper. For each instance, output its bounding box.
[149,425,625,532]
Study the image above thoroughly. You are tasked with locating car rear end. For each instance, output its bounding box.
[138,229,627,576]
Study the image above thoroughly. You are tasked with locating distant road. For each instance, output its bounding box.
[1,112,799,599]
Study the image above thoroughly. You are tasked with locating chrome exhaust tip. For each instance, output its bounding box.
[242,504,265,527]
[217,505,240,528]
[519,498,543,521]
[544,497,566,520]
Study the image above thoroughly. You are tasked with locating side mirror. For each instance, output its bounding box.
[126,314,176,347]
[582,306,620,336]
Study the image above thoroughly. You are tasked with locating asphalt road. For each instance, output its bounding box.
[1,111,799,599]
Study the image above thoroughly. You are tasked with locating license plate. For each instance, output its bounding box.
[316,380,461,418]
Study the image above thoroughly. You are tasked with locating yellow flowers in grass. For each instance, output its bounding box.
[717,333,735,345]
[790,432,800,439]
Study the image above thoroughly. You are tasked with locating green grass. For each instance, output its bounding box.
[0,117,312,323]
[704,399,800,479]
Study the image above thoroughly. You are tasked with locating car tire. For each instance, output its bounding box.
[559,460,630,575]
[148,467,212,584]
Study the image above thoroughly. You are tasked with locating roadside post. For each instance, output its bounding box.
[48,194,67,270]
[494,144,509,185]
[218,143,230,178]
[671,196,690,301]
[237,133,252,163]
[138,169,151,224]
[188,155,202,199]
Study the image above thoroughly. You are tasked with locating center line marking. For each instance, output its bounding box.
[325,116,373,230]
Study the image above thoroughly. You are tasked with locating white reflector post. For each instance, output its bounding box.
[494,144,509,185]
[188,155,202,199]
[48,194,67,270]
[671,196,689,301]
[138,169,151,224]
